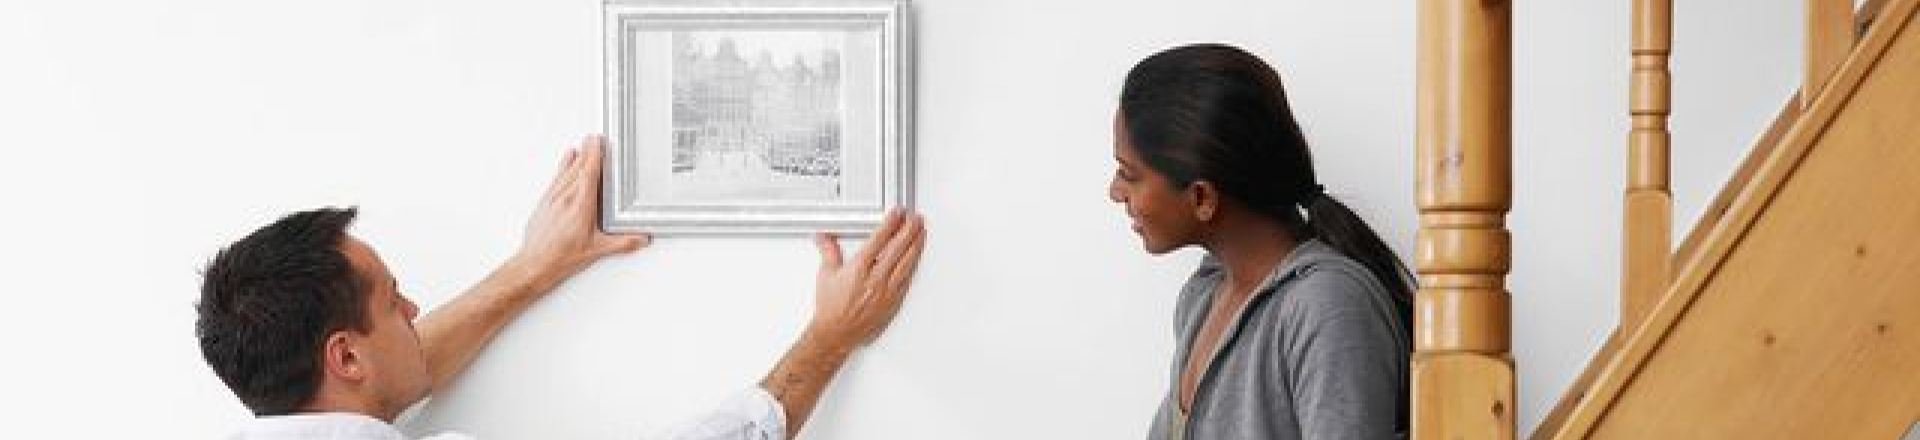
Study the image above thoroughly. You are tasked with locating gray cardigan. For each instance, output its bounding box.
[1147,240,1409,440]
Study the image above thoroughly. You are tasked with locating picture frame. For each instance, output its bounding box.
[602,0,913,235]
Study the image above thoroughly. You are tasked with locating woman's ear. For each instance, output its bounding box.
[1188,180,1219,222]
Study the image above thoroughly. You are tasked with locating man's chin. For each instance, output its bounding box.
[395,376,433,414]
[382,387,434,423]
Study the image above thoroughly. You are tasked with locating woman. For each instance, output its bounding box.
[1111,44,1412,440]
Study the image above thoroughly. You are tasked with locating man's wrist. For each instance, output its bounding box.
[759,321,858,438]
[499,252,571,300]
[797,323,858,360]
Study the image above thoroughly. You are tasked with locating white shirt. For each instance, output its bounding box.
[227,388,786,440]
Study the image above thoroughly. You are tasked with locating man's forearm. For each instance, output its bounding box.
[416,255,564,393]
[760,327,855,438]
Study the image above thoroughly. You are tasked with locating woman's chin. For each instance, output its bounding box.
[1129,224,1173,254]
[1138,237,1174,255]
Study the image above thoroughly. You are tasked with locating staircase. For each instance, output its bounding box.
[1414,0,1920,439]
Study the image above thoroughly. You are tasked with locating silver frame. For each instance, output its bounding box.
[602,0,913,235]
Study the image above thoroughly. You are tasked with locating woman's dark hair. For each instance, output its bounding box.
[1120,43,1413,427]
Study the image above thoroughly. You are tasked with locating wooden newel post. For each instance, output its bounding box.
[1413,0,1515,439]
[1623,0,1673,333]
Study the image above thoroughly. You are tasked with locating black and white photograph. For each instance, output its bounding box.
[603,0,911,234]
[669,30,846,202]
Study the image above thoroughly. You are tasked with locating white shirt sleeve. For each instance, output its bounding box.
[648,387,788,440]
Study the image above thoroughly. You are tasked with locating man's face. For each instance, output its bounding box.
[339,236,430,418]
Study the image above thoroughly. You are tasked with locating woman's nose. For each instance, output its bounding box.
[403,296,420,321]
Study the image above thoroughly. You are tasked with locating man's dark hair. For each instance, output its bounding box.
[196,207,374,416]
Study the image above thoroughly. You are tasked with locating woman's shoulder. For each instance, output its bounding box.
[1264,241,1409,353]
[1271,241,1397,317]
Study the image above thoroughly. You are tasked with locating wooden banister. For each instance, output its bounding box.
[1669,100,1799,272]
[1672,0,1892,284]
[1412,1,1514,439]
[1622,0,1673,332]
[1536,0,1912,438]
[1539,0,1920,436]
[1544,0,1906,437]
[1861,0,1894,35]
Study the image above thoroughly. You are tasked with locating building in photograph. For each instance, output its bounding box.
[673,35,842,177]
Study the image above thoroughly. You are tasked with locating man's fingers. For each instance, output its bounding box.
[577,136,611,213]
[581,135,607,179]
[883,215,926,295]
[868,212,919,291]
[852,209,906,270]
[877,215,924,308]
[553,137,598,203]
[543,148,581,203]
[814,232,844,270]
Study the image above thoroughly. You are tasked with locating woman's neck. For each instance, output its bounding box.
[1201,208,1300,298]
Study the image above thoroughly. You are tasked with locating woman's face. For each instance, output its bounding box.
[1111,112,1203,255]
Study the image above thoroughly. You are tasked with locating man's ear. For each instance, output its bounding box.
[1187,180,1220,223]
[321,331,367,384]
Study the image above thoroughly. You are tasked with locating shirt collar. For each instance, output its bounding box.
[229,412,407,440]
[1195,238,1334,292]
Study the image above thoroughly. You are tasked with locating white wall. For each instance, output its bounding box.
[0,0,1799,438]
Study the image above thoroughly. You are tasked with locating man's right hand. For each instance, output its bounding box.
[758,209,926,439]
[805,209,927,349]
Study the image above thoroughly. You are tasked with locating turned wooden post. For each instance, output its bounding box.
[1412,1,1514,439]
[1806,0,1856,106]
[1623,0,1673,332]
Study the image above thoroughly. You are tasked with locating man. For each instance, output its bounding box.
[195,136,927,440]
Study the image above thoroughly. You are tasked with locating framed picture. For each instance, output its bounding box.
[602,0,912,235]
